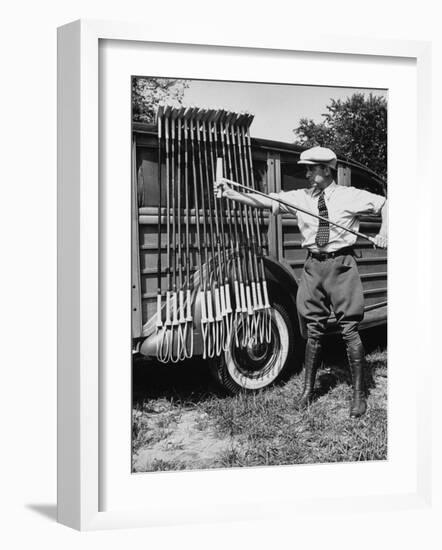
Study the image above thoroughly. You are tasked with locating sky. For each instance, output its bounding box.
[180,79,387,143]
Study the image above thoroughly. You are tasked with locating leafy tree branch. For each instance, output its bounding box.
[132,77,189,123]
[293,93,387,181]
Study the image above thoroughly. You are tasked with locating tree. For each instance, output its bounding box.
[132,77,189,123]
[293,93,387,180]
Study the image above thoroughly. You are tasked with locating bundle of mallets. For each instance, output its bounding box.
[154,105,272,363]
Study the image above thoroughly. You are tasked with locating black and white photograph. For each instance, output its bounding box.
[131,76,388,473]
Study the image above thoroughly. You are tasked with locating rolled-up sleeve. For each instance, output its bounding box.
[349,189,387,215]
[268,191,300,217]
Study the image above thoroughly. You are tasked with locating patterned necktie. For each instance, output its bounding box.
[315,191,330,247]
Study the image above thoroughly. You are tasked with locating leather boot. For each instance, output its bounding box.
[296,339,322,410]
[346,340,367,418]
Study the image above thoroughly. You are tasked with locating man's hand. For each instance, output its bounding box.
[212,179,270,210]
[372,233,387,249]
[213,177,230,199]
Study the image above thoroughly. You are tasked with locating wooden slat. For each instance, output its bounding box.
[280,217,380,228]
[362,279,387,291]
[142,292,160,300]
[364,300,387,312]
[286,256,387,270]
[338,164,351,186]
[360,272,387,280]
[363,287,387,296]
[280,217,381,233]
[141,267,197,277]
[280,212,382,223]
[282,239,303,248]
[356,255,388,263]
[131,139,143,336]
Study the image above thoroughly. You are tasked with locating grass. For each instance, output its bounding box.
[200,351,387,466]
[132,328,387,472]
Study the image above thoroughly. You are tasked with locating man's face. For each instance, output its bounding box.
[305,164,330,190]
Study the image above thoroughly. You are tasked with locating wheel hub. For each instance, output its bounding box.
[245,337,268,361]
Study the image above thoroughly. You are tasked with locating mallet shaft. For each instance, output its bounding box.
[221,178,376,244]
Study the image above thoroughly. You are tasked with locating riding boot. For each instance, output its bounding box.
[346,340,367,418]
[296,339,322,410]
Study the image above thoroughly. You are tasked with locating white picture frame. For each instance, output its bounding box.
[57,19,432,531]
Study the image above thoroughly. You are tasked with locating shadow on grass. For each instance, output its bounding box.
[132,355,223,408]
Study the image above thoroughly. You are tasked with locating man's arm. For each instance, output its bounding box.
[214,178,273,210]
[372,199,388,248]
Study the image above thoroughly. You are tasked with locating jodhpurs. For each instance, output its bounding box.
[296,253,364,345]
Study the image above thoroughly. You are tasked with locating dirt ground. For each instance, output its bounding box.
[133,408,232,472]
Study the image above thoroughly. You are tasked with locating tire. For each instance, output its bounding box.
[209,301,297,394]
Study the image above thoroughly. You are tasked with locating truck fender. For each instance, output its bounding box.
[263,256,301,333]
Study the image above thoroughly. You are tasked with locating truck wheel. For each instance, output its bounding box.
[209,301,296,394]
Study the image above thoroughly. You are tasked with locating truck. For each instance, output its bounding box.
[131,109,387,394]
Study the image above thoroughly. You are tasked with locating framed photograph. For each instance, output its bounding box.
[57,19,432,530]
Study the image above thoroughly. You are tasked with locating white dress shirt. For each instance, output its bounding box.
[269,182,386,253]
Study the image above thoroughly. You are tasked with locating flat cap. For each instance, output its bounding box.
[297,146,337,169]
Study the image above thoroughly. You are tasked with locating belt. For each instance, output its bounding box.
[307,246,354,261]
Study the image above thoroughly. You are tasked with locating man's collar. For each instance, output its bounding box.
[324,181,337,197]
[310,181,337,197]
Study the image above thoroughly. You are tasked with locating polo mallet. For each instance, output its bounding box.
[168,108,181,363]
[155,106,164,359]
[201,111,224,356]
[195,110,217,359]
[218,178,379,246]
[175,110,187,362]
[214,116,239,343]
[158,106,172,363]
[188,114,210,360]
[209,113,232,351]
[182,111,194,359]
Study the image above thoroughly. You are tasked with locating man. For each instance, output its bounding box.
[215,146,387,418]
